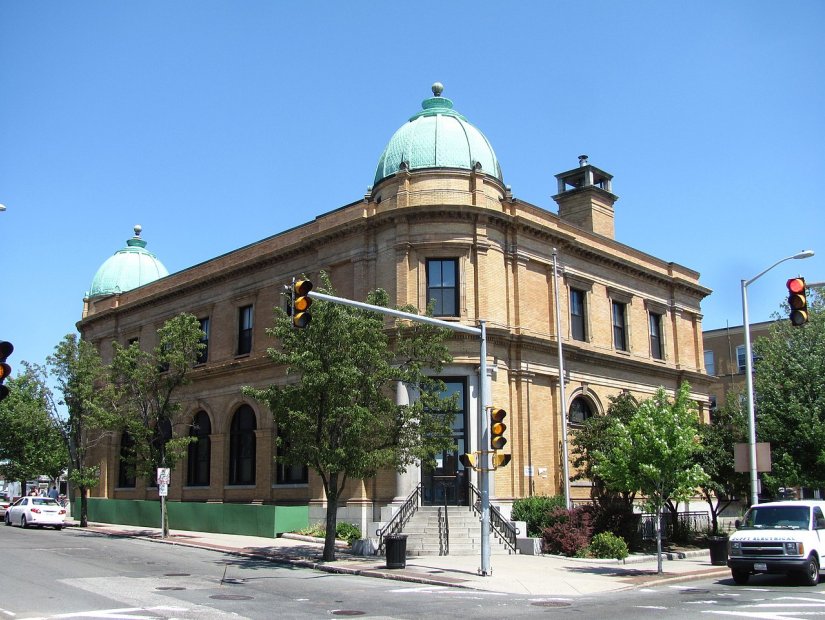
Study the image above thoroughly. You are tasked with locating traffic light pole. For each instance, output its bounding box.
[307,291,494,575]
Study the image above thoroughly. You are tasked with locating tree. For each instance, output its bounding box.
[245,274,457,561]
[47,333,116,527]
[695,392,749,535]
[0,363,68,491]
[753,287,825,495]
[571,391,638,508]
[593,383,708,573]
[107,313,205,536]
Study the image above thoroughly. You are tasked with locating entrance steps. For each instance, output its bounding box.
[401,505,515,556]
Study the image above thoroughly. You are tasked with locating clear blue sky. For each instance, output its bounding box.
[1,1,823,372]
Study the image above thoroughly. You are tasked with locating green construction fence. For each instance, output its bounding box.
[75,498,308,538]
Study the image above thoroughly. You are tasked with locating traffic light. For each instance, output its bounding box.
[0,340,13,402]
[490,407,507,450]
[459,453,477,469]
[291,278,313,328]
[492,453,512,468]
[787,277,808,326]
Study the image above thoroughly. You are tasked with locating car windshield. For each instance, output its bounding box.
[31,498,58,506]
[741,506,811,530]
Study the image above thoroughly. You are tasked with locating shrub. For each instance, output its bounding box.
[589,531,629,560]
[542,506,594,557]
[591,501,641,550]
[511,495,567,537]
[336,522,361,546]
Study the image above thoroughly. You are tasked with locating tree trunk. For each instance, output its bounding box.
[322,473,339,562]
[79,485,89,527]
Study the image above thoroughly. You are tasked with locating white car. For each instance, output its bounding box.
[4,496,66,530]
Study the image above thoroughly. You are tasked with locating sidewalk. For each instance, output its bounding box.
[65,519,731,596]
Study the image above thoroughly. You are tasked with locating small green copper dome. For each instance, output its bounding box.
[88,225,169,298]
[374,83,503,186]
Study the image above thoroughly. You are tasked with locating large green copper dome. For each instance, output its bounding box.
[373,83,503,187]
[88,225,169,298]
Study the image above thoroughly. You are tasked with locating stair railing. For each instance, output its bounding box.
[375,483,421,555]
[468,482,520,554]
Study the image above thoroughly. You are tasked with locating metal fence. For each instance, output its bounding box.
[638,511,710,541]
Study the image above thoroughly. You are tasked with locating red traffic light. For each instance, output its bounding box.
[786,278,808,326]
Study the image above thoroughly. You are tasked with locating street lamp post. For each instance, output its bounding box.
[741,249,814,506]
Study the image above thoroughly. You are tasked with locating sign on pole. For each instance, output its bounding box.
[156,467,171,485]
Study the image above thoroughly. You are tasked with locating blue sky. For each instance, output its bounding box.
[1,1,823,372]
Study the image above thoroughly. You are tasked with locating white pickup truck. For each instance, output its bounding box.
[727,500,825,585]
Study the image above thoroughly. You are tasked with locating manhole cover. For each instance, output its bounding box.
[156,586,185,591]
[164,573,190,577]
[222,578,246,584]
[680,588,710,594]
[531,600,572,608]
[210,594,254,601]
[331,612,365,617]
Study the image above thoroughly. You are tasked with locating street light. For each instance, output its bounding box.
[742,249,814,505]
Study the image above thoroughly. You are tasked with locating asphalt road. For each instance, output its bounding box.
[4,524,825,618]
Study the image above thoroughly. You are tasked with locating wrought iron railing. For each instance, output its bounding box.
[468,483,519,554]
[638,511,710,541]
[375,483,421,554]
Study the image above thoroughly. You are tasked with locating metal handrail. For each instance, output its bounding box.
[376,483,421,554]
[468,482,519,553]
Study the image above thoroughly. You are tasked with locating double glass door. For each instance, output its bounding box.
[422,378,469,506]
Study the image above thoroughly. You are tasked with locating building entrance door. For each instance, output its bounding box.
[422,378,469,506]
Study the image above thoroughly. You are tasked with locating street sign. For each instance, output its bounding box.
[156,467,171,485]
[158,483,168,497]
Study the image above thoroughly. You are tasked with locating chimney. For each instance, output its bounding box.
[552,156,618,238]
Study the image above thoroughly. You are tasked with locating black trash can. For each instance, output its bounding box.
[708,536,729,566]
[385,534,408,569]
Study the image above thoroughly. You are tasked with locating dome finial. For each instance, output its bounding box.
[133,224,142,237]
[432,82,444,97]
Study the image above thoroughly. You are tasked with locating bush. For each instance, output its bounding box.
[542,506,594,557]
[511,495,567,537]
[591,501,641,550]
[335,522,361,546]
[589,531,629,560]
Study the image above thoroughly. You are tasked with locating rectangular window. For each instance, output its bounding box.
[612,301,627,351]
[570,289,586,342]
[704,350,715,376]
[427,259,459,317]
[649,312,663,360]
[237,305,253,355]
[197,317,210,365]
[276,432,308,485]
[736,344,747,374]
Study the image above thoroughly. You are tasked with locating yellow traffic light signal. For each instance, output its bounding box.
[459,453,477,469]
[490,407,507,450]
[492,453,512,468]
[0,340,13,402]
[291,279,313,328]
[787,277,808,326]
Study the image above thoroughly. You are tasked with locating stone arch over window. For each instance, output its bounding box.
[228,404,256,485]
[187,410,212,487]
[117,431,136,488]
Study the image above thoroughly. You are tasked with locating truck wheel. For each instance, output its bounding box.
[801,556,820,586]
[732,570,750,585]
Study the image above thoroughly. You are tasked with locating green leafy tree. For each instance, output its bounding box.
[47,333,116,527]
[0,363,68,491]
[695,392,749,535]
[571,391,638,508]
[245,273,457,561]
[754,287,825,494]
[107,313,205,536]
[593,383,708,573]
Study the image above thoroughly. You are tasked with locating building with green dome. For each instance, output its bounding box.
[78,84,712,548]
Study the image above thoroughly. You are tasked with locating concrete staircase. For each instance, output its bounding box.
[400,505,516,556]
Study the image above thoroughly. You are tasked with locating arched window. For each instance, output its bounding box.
[187,411,211,487]
[117,431,136,488]
[229,405,256,485]
[569,396,595,426]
